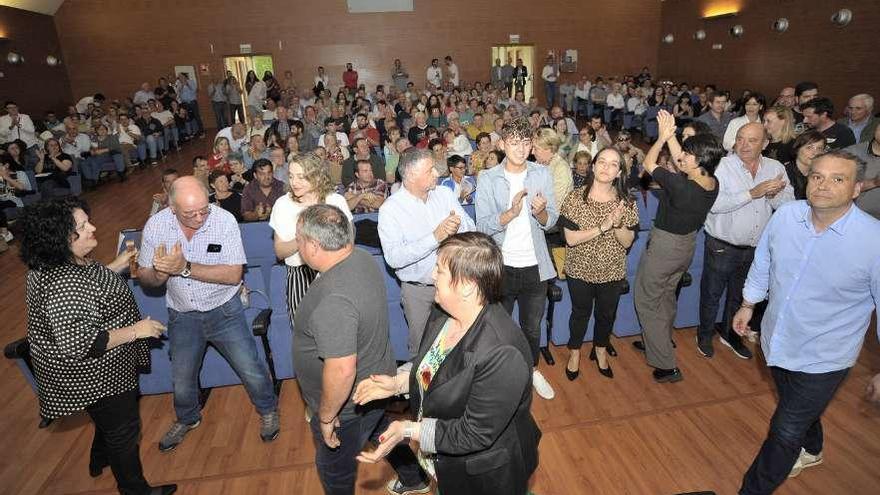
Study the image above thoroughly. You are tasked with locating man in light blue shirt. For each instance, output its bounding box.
[732,150,880,494]
[176,72,204,137]
[378,148,475,359]
[476,117,559,400]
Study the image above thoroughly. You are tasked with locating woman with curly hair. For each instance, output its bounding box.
[268,152,353,318]
[20,197,176,495]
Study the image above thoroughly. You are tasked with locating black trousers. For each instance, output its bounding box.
[566,278,621,349]
[86,389,152,495]
[501,265,546,366]
[0,200,16,228]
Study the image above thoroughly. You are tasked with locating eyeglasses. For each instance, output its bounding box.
[180,206,210,219]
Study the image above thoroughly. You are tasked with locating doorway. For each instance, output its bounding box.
[223,54,276,123]
[490,45,535,101]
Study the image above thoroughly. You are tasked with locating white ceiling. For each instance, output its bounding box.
[0,0,65,15]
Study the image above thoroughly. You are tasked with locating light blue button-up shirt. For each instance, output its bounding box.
[177,78,198,103]
[476,161,559,281]
[378,185,475,284]
[743,201,880,373]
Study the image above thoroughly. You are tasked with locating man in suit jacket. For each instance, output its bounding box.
[490,58,505,92]
[502,58,515,97]
[513,59,529,95]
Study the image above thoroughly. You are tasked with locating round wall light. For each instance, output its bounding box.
[662,33,675,44]
[46,55,61,66]
[6,51,23,64]
[831,8,853,27]
[729,25,744,37]
[772,18,790,33]
[694,29,707,40]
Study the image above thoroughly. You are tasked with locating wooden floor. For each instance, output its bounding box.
[1,139,879,495]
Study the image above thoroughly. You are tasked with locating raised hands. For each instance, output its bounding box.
[152,242,186,275]
[657,110,677,143]
[433,211,461,242]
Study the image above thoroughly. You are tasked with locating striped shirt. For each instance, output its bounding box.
[138,204,246,312]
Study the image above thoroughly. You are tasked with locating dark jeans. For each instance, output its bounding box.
[211,101,228,130]
[86,389,152,495]
[182,100,204,134]
[698,235,754,344]
[567,278,621,349]
[308,408,425,495]
[544,81,558,108]
[501,265,547,366]
[740,366,850,495]
[230,104,245,124]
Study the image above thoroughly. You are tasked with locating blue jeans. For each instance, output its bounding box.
[182,100,204,135]
[309,408,425,495]
[501,265,547,366]
[698,234,753,344]
[163,127,179,151]
[81,153,124,180]
[212,101,228,130]
[544,81,558,108]
[739,367,849,494]
[167,295,277,425]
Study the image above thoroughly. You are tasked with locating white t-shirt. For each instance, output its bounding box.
[318,132,350,148]
[501,169,537,267]
[268,193,352,266]
[152,110,174,126]
[116,123,142,145]
[446,63,460,87]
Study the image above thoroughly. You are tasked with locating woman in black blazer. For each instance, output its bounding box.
[354,232,541,495]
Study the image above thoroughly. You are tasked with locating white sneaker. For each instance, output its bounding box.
[1,230,12,242]
[532,369,555,400]
[789,448,823,478]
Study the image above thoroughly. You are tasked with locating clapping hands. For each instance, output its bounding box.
[657,110,677,143]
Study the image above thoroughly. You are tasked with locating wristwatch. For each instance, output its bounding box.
[180,261,192,278]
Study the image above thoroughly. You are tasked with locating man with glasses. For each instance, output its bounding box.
[476,117,559,400]
[137,176,279,452]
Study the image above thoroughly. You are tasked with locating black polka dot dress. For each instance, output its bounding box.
[25,262,150,419]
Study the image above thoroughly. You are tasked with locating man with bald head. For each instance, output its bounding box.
[138,176,279,452]
[696,122,795,360]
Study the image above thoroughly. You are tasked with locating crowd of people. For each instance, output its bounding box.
[8,56,880,495]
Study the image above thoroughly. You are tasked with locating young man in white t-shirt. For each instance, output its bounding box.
[475,117,559,400]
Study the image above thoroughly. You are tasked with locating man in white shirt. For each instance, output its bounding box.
[444,56,459,89]
[133,82,155,106]
[541,55,559,109]
[116,113,143,169]
[313,66,329,97]
[574,76,592,118]
[151,101,179,152]
[378,148,475,358]
[697,122,795,360]
[1,101,40,167]
[426,59,443,90]
[215,123,248,153]
[476,117,559,400]
[75,93,105,116]
[605,84,626,131]
[317,118,350,148]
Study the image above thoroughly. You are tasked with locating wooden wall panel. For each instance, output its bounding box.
[0,6,73,117]
[658,0,880,113]
[53,0,662,128]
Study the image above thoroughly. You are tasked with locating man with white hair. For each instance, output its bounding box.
[378,149,475,360]
[839,93,877,143]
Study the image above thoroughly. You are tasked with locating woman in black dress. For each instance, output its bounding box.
[208,170,242,221]
[20,197,176,495]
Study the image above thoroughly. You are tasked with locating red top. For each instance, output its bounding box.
[342,70,359,89]
[207,152,231,175]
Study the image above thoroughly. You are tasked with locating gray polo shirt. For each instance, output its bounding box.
[697,111,734,141]
[845,141,880,220]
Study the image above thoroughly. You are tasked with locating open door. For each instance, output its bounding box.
[223,54,275,123]
[490,45,535,101]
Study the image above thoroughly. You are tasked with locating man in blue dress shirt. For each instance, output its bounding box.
[732,150,880,494]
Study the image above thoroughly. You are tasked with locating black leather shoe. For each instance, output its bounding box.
[652,367,683,383]
[149,484,178,495]
[607,343,618,357]
[88,461,107,478]
[565,367,579,381]
[633,340,645,351]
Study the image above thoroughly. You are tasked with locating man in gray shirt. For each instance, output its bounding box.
[845,124,880,219]
[293,204,428,495]
[697,92,733,141]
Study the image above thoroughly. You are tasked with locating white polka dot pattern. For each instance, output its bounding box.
[25,262,149,419]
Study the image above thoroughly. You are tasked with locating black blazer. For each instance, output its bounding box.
[409,303,541,495]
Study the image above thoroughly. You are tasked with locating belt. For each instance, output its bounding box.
[710,235,754,250]
[404,281,435,288]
